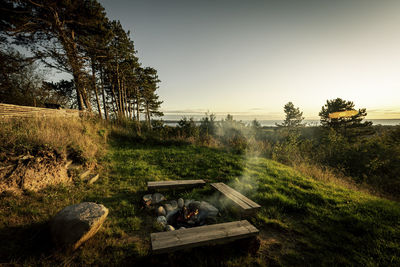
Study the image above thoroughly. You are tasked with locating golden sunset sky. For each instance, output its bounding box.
[101,0,400,120]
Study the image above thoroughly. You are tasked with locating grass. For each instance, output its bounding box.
[0,117,108,164]
[0,136,399,266]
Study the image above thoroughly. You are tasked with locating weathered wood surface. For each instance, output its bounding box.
[0,103,81,119]
[211,183,261,212]
[151,220,259,254]
[147,179,206,190]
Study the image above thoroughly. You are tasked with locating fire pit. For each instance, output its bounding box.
[143,193,219,231]
[145,182,261,254]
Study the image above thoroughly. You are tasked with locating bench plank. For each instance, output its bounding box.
[215,183,261,208]
[147,179,206,190]
[211,183,250,210]
[211,183,261,212]
[151,220,258,254]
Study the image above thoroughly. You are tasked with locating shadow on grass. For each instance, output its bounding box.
[0,221,53,263]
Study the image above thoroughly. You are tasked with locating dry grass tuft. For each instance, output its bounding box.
[0,117,109,163]
[292,161,397,200]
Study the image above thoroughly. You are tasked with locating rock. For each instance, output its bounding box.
[164,203,176,214]
[168,200,178,209]
[156,216,167,228]
[184,199,194,207]
[143,194,152,203]
[178,227,186,230]
[165,225,175,231]
[156,206,166,216]
[152,193,166,204]
[199,201,219,217]
[50,202,108,250]
[155,216,167,231]
[157,216,167,224]
[177,198,184,208]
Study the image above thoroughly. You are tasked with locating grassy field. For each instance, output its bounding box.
[0,136,399,266]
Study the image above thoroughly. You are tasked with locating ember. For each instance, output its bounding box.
[175,205,200,227]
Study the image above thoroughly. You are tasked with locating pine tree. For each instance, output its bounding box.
[140,67,163,126]
[277,102,304,127]
[1,0,108,111]
[319,98,371,129]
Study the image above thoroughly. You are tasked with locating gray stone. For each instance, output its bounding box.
[188,201,201,209]
[156,206,166,216]
[152,193,166,204]
[164,203,177,214]
[156,216,167,228]
[184,199,194,207]
[165,225,175,231]
[50,202,108,250]
[157,216,167,224]
[143,194,152,203]
[177,198,184,208]
[178,227,186,230]
[168,200,178,209]
[199,201,219,217]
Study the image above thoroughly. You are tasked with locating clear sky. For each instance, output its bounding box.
[99,0,400,120]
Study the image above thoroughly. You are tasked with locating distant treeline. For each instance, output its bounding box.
[116,100,399,198]
[0,0,162,129]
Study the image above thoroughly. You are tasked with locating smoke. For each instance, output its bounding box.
[213,116,263,196]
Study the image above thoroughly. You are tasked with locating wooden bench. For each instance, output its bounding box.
[151,220,259,254]
[211,183,261,213]
[147,179,206,191]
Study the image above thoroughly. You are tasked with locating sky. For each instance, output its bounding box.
[98,0,400,120]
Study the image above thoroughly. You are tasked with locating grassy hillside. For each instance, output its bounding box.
[0,137,399,266]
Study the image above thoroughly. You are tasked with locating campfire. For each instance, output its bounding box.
[143,193,219,231]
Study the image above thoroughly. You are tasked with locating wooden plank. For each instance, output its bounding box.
[211,183,251,210]
[211,183,261,212]
[151,220,258,254]
[147,179,206,190]
[215,183,261,209]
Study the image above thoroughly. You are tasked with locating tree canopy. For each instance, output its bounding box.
[0,0,163,125]
[319,98,372,129]
[277,102,304,128]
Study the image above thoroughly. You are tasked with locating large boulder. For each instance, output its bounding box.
[50,202,108,250]
[199,201,219,217]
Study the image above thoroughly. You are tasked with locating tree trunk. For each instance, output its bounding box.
[111,83,118,117]
[116,65,123,118]
[135,87,141,133]
[91,60,102,118]
[146,103,151,127]
[72,72,85,110]
[100,68,108,120]
[123,79,129,117]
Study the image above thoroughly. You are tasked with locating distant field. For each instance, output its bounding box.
[0,138,399,266]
